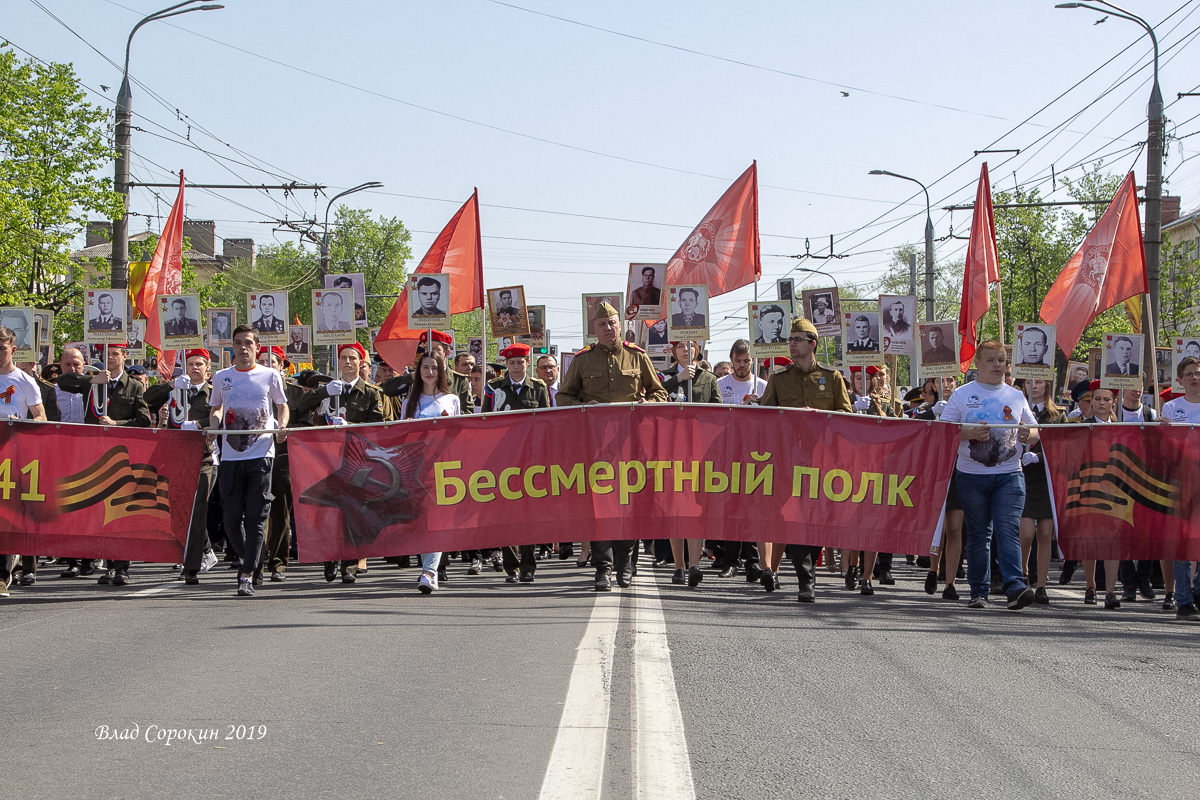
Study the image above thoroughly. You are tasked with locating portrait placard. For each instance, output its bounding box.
[157,294,203,350]
[1088,347,1102,382]
[842,311,882,366]
[1066,361,1091,391]
[285,325,311,360]
[324,273,368,328]
[84,289,127,344]
[32,310,54,351]
[248,292,288,347]
[1155,346,1174,392]
[468,337,484,364]
[521,305,547,348]
[407,273,451,330]
[1173,337,1200,392]
[917,320,959,377]
[801,287,841,337]
[206,307,235,348]
[489,286,530,337]
[1012,322,1056,380]
[626,263,665,321]
[0,307,36,361]
[879,295,917,356]
[1101,332,1143,391]
[748,302,789,359]
[582,293,624,344]
[666,284,709,341]
[127,319,147,360]
[312,289,355,346]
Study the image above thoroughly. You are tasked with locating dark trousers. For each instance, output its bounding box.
[592,539,636,575]
[503,545,537,575]
[182,460,215,572]
[218,457,273,576]
[262,452,292,572]
[787,544,824,592]
[1118,560,1153,594]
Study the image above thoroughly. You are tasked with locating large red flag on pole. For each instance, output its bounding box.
[664,162,760,296]
[375,189,483,372]
[133,171,185,379]
[958,163,1000,372]
[1039,172,1147,358]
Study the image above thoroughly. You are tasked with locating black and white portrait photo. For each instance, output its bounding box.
[879,295,916,356]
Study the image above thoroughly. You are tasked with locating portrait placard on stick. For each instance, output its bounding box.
[1066,361,1091,391]
[842,311,882,367]
[127,319,147,360]
[157,294,203,350]
[626,263,665,321]
[0,307,36,361]
[84,289,127,345]
[312,289,355,346]
[748,302,789,358]
[518,305,547,348]
[801,287,840,338]
[666,285,709,341]
[489,286,530,337]
[248,292,288,347]
[324,273,368,328]
[1172,337,1199,392]
[1012,322,1056,381]
[1101,332,1143,391]
[879,295,916,356]
[407,274,451,330]
[917,321,959,377]
[206,307,235,349]
[286,325,311,360]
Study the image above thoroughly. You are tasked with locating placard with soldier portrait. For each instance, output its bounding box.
[312,288,355,346]
[801,287,841,337]
[842,311,882,366]
[666,284,709,340]
[582,293,624,344]
[1173,337,1200,392]
[157,294,203,349]
[748,302,789,358]
[625,263,665,321]
[1012,322,1056,380]
[0,307,36,361]
[518,305,547,348]
[324,273,368,328]
[468,337,485,364]
[32,310,53,352]
[1101,332,1143,391]
[407,273,451,330]
[879,295,917,356]
[84,289,127,344]
[248,292,288,347]
[1154,347,1176,393]
[206,307,235,348]
[1066,360,1091,391]
[286,325,311,360]
[917,320,959,376]
[127,319,147,360]
[489,286,530,337]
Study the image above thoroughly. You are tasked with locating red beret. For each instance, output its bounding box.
[771,356,792,367]
[338,342,367,360]
[184,349,211,362]
[1089,379,1103,392]
[500,342,530,359]
[849,365,881,375]
[264,346,289,368]
[418,329,453,346]
[1160,387,1181,400]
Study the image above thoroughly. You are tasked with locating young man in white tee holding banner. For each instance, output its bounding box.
[208,325,288,598]
[713,338,767,578]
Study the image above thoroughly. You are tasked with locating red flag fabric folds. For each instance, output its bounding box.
[1039,172,1147,358]
[376,189,483,372]
[958,163,999,371]
[664,162,760,297]
[133,171,186,379]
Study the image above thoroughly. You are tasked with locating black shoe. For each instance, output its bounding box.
[617,568,633,589]
[396,556,411,569]
[924,570,938,595]
[941,584,959,601]
[1084,588,1097,605]
[60,566,80,579]
[745,564,763,582]
[1034,587,1050,605]
[519,571,535,583]
[253,569,263,586]
[878,569,895,586]
[1136,576,1156,600]
[341,572,356,584]
[671,568,685,585]
[859,579,874,596]
[1006,587,1035,610]
[438,568,449,584]
[79,563,97,576]
[559,548,573,561]
[506,572,519,583]
[688,566,703,587]
[576,560,589,569]
[184,571,200,585]
[760,569,776,593]
[595,571,612,592]
[915,555,931,569]
[1104,593,1121,610]
[957,565,966,580]
[844,567,857,591]
[719,564,736,578]
[270,570,286,583]
[1162,591,1176,611]
[112,570,129,587]
[323,562,337,582]
[98,569,115,585]
[1059,562,1077,585]
[1176,602,1200,621]
[796,587,815,603]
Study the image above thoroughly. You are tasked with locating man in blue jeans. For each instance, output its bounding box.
[938,340,1037,610]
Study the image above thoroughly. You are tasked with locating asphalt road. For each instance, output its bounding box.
[2,555,1197,800]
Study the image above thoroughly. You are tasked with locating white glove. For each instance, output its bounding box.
[325,379,345,397]
[328,416,348,426]
[174,375,192,392]
[180,420,199,431]
[854,396,871,411]
[1021,452,1040,466]
[932,400,947,417]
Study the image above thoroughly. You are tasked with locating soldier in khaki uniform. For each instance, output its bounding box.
[758,317,852,602]
[557,301,667,591]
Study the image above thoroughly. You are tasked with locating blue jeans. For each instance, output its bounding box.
[956,469,1028,599]
[1174,561,1200,606]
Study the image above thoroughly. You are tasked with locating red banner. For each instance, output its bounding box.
[287,405,960,562]
[0,422,205,562]
[1041,425,1200,560]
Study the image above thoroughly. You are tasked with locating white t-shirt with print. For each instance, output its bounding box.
[717,374,768,405]
[1162,397,1200,424]
[0,368,43,419]
[939,380,1037,475]
[402,392,461,420]
[209,364,287,462]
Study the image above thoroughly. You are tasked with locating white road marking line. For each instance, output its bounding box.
[537,591,620,800]
[632,576,696,800]
[129,585,177,597]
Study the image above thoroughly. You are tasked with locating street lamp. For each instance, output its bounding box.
[795,265,839,290]
[869,169,935,322]
[1056,0,1164,341]
[319,182,384,279]
[111,1,224,290]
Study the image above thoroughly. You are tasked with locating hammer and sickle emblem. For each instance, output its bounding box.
[350,456,410,505]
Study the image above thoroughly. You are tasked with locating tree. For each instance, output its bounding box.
[0,44,122,309]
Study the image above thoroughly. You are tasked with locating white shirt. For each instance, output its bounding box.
[0,368,43,419]
[1162,397,1200,424]
[939,380,1036,475]
[717,374,767,405]
[403,392,461,420]
[56,384,86,423]
[209,364,287,462]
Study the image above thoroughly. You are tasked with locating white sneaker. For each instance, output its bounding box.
[417,571,438,594]
[199,549,218,574]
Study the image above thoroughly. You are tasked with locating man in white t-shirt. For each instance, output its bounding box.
[0,326,46,598]
[1164,355,1200,621]
[938,340,1037,610]
[208,325,289,598]
[717,339,767,406]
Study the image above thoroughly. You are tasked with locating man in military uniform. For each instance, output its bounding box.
[481,343,551,583]
[298,341,384,583]
[557,301,667,591]
[758,317,852,602]
[164,298,199,336]
[630,265,661,308]
[253,294,286,333]
[145,349,219,584]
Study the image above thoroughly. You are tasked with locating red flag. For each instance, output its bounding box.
[958,163,999,371]
[375,189,483,371]
[294,314,302,326]
[133,171,185,379]
[664,162,760,297]
[1040,172,1147,357]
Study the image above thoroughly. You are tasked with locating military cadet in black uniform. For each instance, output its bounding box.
[556,301,668,591]
[482,343,551,583]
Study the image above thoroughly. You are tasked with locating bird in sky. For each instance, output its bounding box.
[840,91,850,97]
[1094,15,1108,24]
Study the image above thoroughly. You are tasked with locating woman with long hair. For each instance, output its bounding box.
[402,352,461,593]
[1019,378,1065,603]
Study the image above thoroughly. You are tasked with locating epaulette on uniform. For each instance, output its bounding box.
[574,344,594,355]
[623,341,647,353]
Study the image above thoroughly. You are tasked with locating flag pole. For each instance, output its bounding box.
[1144,292,1161,404]
[994,279,1006,346]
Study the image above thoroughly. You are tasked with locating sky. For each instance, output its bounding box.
[6,0,1200,358]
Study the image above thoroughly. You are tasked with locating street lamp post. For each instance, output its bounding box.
[869,170,935,321]
[111,1,223,290]
[1056,1,1164,341]
[319,182,384,280]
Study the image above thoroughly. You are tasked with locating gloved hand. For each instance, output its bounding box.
[174,375,192,392]
[1021,452,1040,466]
[853,396,872,411]
[327,416,348,426]
[932,400,948,417]
[325,379,345,397]
[180,420,199,431]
